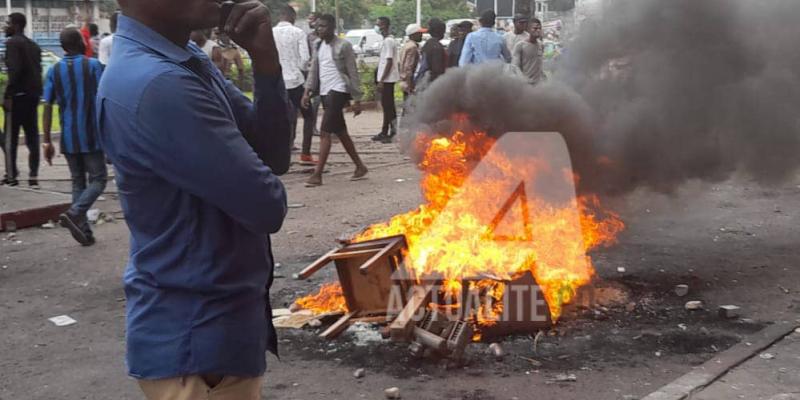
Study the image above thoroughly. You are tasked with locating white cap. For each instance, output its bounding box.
[405,23,427,36]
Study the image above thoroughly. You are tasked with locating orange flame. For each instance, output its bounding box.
[297,130,624,322]
[295,282,348,314]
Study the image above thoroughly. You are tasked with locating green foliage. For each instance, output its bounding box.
[313,0,372,29]
[369,0,472,37]
[358,61,377,102]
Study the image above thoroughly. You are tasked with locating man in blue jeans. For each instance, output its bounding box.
[98,0,290,398]
[42,28,107,246]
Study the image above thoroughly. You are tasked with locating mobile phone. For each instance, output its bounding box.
[219,1,235,32]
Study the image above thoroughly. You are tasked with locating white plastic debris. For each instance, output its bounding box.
[685,301,704,310]
[41,222,56,229]
[655,351,662,357]
[759,353,775,360]
[616,267,626,273]
[718,305,741,319]
[551,373,577,382]
[353,368,366,379]
[394,178,406,183]
[677,323,687,331]
[674,284,689,297]
[86,209,101,223]
[48,315,77,327]
[288,203,306,209]
[384,387,401,399]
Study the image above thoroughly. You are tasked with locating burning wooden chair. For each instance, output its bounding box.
[297,235,413,339]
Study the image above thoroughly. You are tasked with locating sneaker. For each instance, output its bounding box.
[1,178,19,187]
[59,213,92,246]
[299,154,317,165]
[29,179,40,189]
[371,133,388,142]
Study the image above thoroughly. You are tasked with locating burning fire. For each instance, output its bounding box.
[297,129,624,322]
[295,282,348,314]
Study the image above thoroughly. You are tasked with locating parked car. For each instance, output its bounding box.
[345,29,383,56]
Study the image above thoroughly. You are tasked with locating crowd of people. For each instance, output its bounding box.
[0,7,545,239]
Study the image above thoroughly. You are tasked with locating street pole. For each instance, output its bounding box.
[334,0,340,34]
[5,0,10,16]
[311,0,316,13]
[416,0,421,25]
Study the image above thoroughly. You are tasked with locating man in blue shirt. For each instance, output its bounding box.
[459,10,511,66]
[97,0,290,398]
[42,28,107,246]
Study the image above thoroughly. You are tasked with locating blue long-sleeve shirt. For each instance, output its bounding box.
[458,27,511,66]
[97,15,291,379]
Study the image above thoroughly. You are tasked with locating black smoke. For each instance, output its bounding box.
[404,0,800,196]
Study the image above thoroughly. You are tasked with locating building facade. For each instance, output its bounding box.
[2,0,111,39]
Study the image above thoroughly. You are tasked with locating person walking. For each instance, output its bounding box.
[1,13,42,188]
[504,14,529,54]
[447,21,472,69]
[273,5,316,164]
[371,16,399,143]
[458,10,510,66]
[512,18,545,85]
[42,28,107,246]
[97,0,291,398]
[302,14,367,187]
[98,12,118,65]
[304,12,322,142]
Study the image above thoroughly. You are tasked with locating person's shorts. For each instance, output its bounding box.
[320,90,351,135]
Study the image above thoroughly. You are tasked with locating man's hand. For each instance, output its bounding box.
[42,142,55,166]
[352,101,362,117]
[301,93,311,109]
[221,0,280,76]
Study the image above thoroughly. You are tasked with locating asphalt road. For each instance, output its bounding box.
[1,110,799,399]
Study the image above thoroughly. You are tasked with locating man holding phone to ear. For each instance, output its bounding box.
[97,1,291,398]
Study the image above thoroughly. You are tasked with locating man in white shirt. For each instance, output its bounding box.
[273,5,314,162]
[372,16,400,143]
[97,12,117,65]
[301,14,367,187]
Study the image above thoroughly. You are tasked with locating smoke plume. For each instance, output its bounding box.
[405,0,800,195]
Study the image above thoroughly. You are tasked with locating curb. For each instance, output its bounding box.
[642,322,800,400]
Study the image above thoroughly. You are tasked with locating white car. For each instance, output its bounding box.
[344,29,383,56]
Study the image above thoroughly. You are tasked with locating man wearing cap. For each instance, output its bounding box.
[398,24,425,99]
[459,10,510,66]
[504,14,530,54]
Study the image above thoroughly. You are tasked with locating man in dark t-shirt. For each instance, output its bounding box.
[421,18,448,82]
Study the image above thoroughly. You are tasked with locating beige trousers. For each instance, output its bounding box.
[138,375,263,400]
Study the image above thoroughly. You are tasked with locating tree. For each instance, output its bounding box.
[369,0,473,37]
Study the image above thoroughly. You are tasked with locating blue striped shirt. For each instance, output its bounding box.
[43,55,104,154]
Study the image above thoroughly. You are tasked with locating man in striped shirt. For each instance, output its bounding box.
[42,28,107,246]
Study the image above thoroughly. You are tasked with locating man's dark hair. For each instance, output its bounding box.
[377,16,390,26]
[530,17,542,25]
[60,28,86,54]
[110,12,119,33]
[458,20,473,31]
[479,10,496,27]
[280,5,296,20]
[427,18,446,39]
[319,13,336,27]
[89,23,99,36]
[513,13,529,22]
[9,13,26,30]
